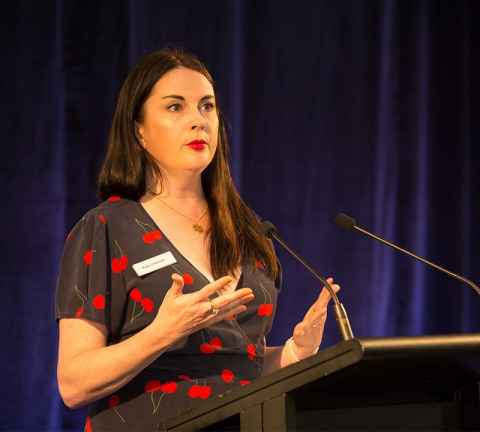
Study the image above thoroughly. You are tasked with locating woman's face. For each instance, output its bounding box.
[137,67,219,178]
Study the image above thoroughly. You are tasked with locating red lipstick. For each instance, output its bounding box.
[186,139,207,151]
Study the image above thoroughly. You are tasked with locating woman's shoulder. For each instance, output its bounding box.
[68,196,139,235]
[84,195,138,218]
[92,195,138,218]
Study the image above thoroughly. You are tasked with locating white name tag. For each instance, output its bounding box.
[132,251,177,277]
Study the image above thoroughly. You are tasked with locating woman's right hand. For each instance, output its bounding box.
[150,273,255,345]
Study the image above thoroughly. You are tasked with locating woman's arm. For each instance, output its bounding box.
[57,318,174,409]
[57,274,254,409]
[262,278,341,375]
[262,341,318,376]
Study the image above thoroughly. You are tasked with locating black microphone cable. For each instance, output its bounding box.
[261,220,354,341]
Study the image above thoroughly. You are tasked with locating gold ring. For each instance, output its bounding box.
[208,300,219,316]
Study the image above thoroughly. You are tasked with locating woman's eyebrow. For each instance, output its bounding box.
[161,94,215,101]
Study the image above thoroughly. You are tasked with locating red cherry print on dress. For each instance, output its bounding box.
[143,232,154,244]
[136,219,162,244]
[111,258,122,273]
[210,336,222,349]
[130,292,152,322]
[98,214,107,224]
[129,288,142,302]
[187,385,202,398]
[247,344,256,360]
[74,285,87,317]
[83,250,93,266]
[160,382,178,393]
[107,196,121,203]
[199,385,212,399]
[200,343,215,354]
[239,379,251,386]
[84,416,92,432]
[145,380,162,393]
[182,273,194,285]
[143,230,162,244]
[112,240,128,273]
[92,295,106,310]
[141,297,154,313]
[200,336,223,353]
[112,255,128,273]
[109,394,126,422]
[257,280,273,317]
[75,306,85,318]
[221,369,235,383]
[257,304,273,316]
[108,394,120,408]
[187,384,212,399]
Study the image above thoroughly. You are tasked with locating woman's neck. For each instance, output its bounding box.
[141,171,209,227]
[149,170,205,202]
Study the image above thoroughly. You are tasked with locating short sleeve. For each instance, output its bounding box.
[55,211,112,328]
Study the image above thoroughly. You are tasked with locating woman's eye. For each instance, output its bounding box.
[201,102,215,112]
[167,103,182,112]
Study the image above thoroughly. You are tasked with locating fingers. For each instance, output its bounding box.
[302,277,341,324]
[324,277,340,293]
[195,276,236,301]
[192,304,248,331]
[293,321,306,338]
[222,291,255,311]
[206,290,255,320]
[319,277,340,303]
[169,273,185,296]
[208,301,250,325]
[211,287,254,309]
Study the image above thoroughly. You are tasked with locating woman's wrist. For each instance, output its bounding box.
[285,337,319,362]
[144,321,182,353]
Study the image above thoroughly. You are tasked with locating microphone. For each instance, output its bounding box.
[261,220,354,341]
[334,213,480,296]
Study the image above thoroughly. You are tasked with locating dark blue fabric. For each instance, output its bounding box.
[2,0,479,430]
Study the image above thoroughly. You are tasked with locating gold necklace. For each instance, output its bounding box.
[154,195,208,233]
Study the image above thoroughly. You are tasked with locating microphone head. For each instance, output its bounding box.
[260,220,279,238]
[334,213,356,231]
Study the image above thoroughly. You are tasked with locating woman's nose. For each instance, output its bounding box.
[191,123,205,130]
[189,108,208,131]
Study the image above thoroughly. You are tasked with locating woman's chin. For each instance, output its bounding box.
[182,153,214,172]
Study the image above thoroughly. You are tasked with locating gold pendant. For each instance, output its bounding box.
[193,224,204,233]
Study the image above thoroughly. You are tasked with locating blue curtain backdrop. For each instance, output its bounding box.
[2,0,479,430]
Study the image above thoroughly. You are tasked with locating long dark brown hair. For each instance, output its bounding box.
[98,48,279,281]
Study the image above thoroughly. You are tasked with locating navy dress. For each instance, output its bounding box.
[55,197,280,431]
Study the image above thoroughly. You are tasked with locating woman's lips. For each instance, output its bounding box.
[186,140,207,151]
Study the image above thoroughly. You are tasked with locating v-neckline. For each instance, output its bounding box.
[137,201,242,289]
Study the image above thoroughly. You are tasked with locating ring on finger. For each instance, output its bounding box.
[208,300,220,316]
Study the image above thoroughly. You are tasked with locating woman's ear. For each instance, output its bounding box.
[135,121,146,148]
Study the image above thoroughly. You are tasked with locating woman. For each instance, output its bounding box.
[56,48,340,431]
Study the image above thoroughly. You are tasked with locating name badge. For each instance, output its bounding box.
[132,251,177,277]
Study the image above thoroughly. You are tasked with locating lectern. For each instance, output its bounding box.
[165,334,480,431]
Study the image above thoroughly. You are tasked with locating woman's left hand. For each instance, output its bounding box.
[291,277,340,356]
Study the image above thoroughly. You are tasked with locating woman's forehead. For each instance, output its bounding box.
[150,67,214,99]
